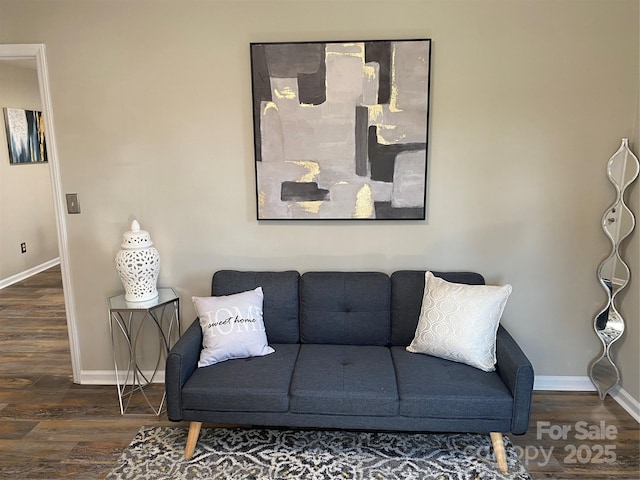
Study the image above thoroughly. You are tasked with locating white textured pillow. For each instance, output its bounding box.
[407,271,512,372]
[193,287,275,368]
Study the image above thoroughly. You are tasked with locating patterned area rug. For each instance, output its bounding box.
[105,426,531,480]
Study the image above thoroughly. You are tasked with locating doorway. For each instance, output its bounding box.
[0,44,79,382]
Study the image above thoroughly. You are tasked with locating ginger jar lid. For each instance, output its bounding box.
[120,220,154,249]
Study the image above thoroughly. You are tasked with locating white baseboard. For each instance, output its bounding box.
[535,375,639,423]
[80,369,165,385]
[534,375,597,391]
[0,258,60,289]
[610,385,640,423]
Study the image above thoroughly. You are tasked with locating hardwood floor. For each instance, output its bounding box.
[0,265,638,479]
[511,393,639,479]
[0,265,182,479]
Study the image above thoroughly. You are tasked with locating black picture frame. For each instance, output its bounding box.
[250,39,431,220]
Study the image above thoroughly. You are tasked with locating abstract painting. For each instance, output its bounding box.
[3,107,48,165]
[251,39,431,220]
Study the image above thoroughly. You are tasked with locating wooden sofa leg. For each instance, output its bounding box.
[490,432,508,474]
[184,421,202,459]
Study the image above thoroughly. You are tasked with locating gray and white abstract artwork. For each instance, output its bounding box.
[251,40,431,220]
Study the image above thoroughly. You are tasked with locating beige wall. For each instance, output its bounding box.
[0,62,58,280]
[0,0,638,401]
[620,173,639,402]
[617,2,640,402]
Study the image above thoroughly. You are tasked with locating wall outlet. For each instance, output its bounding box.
[20,242,26,254]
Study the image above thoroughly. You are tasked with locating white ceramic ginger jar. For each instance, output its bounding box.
[115,220,160,302]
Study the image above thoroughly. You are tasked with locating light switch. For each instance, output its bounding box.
[66,193,81,214]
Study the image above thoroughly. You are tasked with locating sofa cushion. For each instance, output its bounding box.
[290,344,398,416]
[181,344,299,413]
[211,270,300,343]
[407,272,512,371]
[391,347,513,420]
[390,270,486,346]
[193,288,275,367]
[300,272,390,345]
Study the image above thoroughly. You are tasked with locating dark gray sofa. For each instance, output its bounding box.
[166,270,534,473]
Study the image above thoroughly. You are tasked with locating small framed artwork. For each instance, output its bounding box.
[3,107,48,165]
[251,39,431,220]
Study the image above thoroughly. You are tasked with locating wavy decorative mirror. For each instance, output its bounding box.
[589,138,639,400]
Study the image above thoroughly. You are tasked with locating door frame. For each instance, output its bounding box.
[0,43,80,382]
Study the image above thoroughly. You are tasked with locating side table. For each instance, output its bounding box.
[108,288,181,415]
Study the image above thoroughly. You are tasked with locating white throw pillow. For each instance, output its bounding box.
[193,287,275,368]
[407,271,512,372]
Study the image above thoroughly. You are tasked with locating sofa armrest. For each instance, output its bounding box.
[495,325,534,435]
[166,319,202,421]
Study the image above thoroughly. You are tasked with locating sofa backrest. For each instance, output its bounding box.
[390,270,486,346]
[300,272,391,346]
[209,269,487,347]
[211,270,300,344]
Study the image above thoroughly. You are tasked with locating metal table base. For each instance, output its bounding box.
[109,288,180,415]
